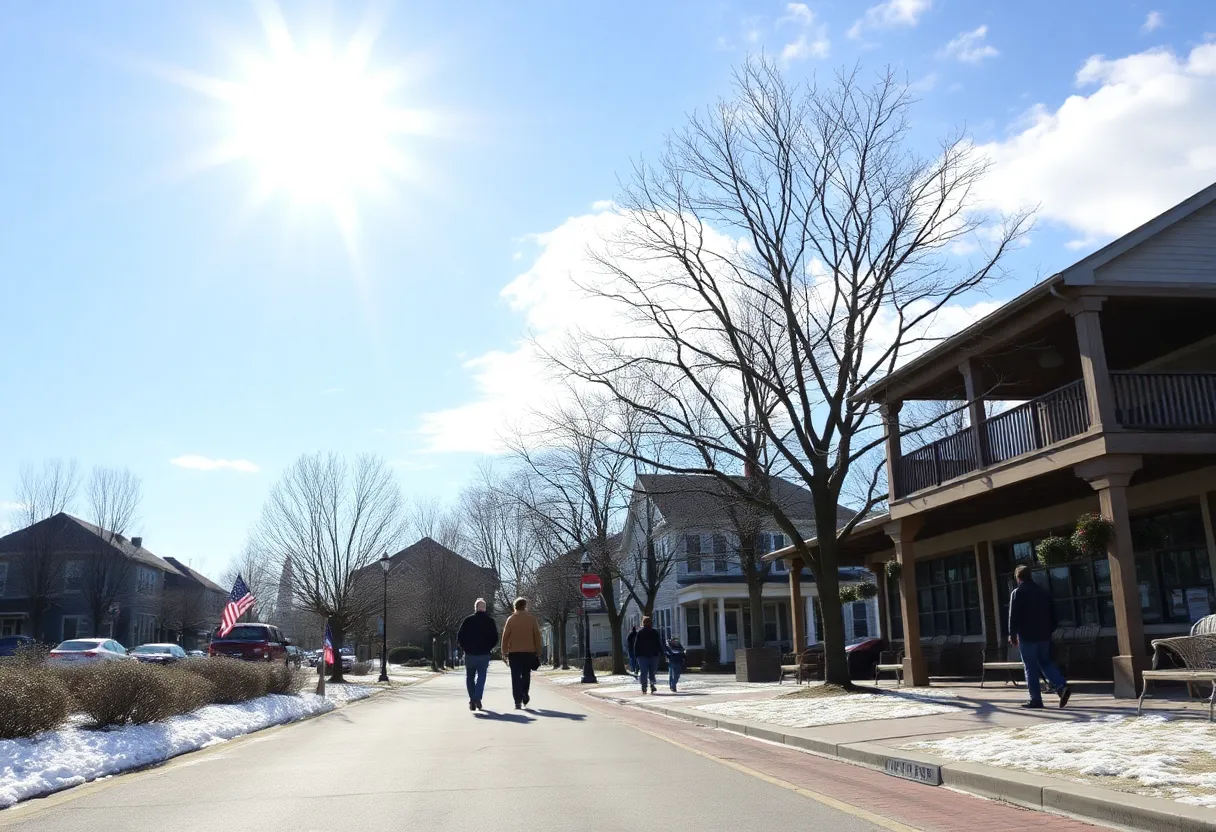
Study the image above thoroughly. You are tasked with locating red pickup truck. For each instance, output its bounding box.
[208,623,291,664]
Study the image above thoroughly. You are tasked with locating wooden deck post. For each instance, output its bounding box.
[789,557,805,651]
[886,517,928,686]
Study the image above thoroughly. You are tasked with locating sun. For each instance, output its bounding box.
[169,3,434,248]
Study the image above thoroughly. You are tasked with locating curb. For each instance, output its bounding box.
[614,697,1216,832]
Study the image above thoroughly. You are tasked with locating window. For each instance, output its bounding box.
[62,615,89,640]
[887,575,904,640]
[0,617,23,637]
[915,552,982,637]
[762,603,780,643]
[64,560,83,593]
[685,535,702,573]
[136,567,159,594]
[712,534,729,573]
[851,601,870,639]
[686,607,702,646]
[0,562,7,596]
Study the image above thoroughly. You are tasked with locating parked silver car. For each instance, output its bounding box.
[47,638,132,664]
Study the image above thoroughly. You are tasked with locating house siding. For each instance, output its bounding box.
[1096,201,1216,284]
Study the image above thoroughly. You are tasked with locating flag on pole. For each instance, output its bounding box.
[218,574,255,637]
[323,622,335,666]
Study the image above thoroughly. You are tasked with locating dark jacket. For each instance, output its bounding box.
[1008,579,1055,643]
[457,611,499,656]
[634,626,663,658]
[664,641,686,665]
[627,629,638,655]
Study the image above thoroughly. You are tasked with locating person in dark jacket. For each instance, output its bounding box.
[633,617,663,694]
[664,636,686,692]
[1008,565,1071,709]
[457,598,498,711]
[626,625,639,675]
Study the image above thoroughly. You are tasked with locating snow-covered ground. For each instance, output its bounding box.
[320,683,377,703]
[694,689,964,728]
[549,673,635,687]
[908,714,1216,808]
[0,694,335,808]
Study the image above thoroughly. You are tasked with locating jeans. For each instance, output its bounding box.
[637,656,659,691]
[1019,640,1066,704]
[628,652,638,674]
[465,653,490,703]
[668,660,683,691]
[508,652,535,704]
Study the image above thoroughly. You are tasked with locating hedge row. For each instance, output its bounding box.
[0,658,307,739]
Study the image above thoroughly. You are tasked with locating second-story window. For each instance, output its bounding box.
[136,567,159,594]
[685,535,702,572]
[64,560,84,593]
[713,534,729,572]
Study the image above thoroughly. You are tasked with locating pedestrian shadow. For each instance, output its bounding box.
[475,711,534,723]
[529,709,586,721]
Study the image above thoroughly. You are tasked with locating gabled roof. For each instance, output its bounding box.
[389,536,496,577]
[634,473,851,539]
[62,515,176,571]
[0,513,176,572]
[163,556,226,594]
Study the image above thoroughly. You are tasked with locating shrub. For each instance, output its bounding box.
[404,659,429,667]
[167,667,215,713]
[350,660,372,676]
[182,657,268,704]
[839,585,861,604]
[857,582,879,599]
[1036,535,1077,566]
[388,645,425,663]
[0,665,71,738]
[264,664,305,696]
[10,642,52,668]
[885,561,902,581]
[73,661,181,727]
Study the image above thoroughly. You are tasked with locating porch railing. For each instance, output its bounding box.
[895,379,1091,499]
[1112,372,1216,429]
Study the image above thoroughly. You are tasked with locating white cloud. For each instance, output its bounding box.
[848,0,931,39]
[781,2,814,26]
[782,30,831,62]
[320,387,342,396]
[0,501,26,512]
[170,455,260,473]
[940,25,999,64]
[975,43,1216,239]
[1142,11,1163,33]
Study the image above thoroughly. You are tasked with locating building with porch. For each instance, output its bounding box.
[619,473,877,665]
[772,182,1216,697]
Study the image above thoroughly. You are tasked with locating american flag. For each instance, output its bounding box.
[323,623,335,666]
[219,574,255,637]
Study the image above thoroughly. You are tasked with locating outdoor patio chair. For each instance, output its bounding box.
[1062,624,1099,676]
[942,635,964,675]
[874,649,904,687]
[921,635,947,675]
[795,648,823,685]
[1192,614,1216,636]
[1138,633,1216,722]
[981,644,1023,687]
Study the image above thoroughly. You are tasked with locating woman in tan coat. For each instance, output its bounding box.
[501,597,543,709]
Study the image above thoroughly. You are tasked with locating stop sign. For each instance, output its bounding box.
[580,573,602,599]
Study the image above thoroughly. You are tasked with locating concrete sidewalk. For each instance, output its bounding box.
[578,676,1216,832]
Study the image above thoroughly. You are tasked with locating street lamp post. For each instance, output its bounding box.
[378,553,391,683]
[580,550,598,684]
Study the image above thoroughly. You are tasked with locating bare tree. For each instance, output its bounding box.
[403,542,489,669]
[618,490,678,618]
[158,583,211,643]
[81,467,142,639]
[11,459,79,640]
[530,522,582,669]
[255,453,405,682]
[405,496,465,551]
[556,61,1030,685]
[223,539,281,623]
[460,464,540,613]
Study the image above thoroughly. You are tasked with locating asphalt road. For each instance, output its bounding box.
[0,667,886,832]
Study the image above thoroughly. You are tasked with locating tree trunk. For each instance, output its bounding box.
[329,620,347,683]
[29,598,47,642]
[812,550,850,687]
[747,580,765,650]
[600,582,626,674]
[559,613,570,669]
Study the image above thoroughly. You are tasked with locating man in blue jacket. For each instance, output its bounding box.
[457,598,498,711]
[1008,565,1071,709]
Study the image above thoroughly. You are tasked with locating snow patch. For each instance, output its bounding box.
[908,715,1216,807]
[0,694,334,808]
[695,689,964,728]
[321,684,377,703]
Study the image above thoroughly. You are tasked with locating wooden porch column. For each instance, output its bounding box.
[886,517,928,686]
[974,540,999,649]
[1070,297,1118,429]
[716,597,728,665]
[959,358,988,467]
[869,561,890,642]
[881,400,903,502]
[1200,491,1216,591]
[788,557,806,651]
[1076,455,1147,698]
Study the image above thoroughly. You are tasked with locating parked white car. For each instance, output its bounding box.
[47,638,132,664]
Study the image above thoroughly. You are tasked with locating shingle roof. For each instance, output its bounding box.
[61,515,177,571]
[388,536,496,576]
[163,556,226,594]
[635,474,851,539]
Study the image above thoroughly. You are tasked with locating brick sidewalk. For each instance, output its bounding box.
[555,682,1107,831]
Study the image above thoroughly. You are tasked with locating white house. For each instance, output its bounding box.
[617,474,879,664]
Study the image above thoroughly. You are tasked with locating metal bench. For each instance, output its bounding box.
[874,648,903,686]
[1137,633,1216,722]
[779,648,822,684]
[981,644,1023,687]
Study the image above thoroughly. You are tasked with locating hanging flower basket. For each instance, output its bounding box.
[839,585,861,604]
[857,582,879,599]
[1071,513,1115,559]
[885,561,902,581]
[1035,535,1077,566]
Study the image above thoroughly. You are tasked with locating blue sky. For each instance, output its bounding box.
[3,0,1214,581]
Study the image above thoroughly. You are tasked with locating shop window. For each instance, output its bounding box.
[915,552,981,637]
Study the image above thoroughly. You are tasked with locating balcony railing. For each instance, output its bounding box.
[1112,372,1216,429]
[895,380,1090,499]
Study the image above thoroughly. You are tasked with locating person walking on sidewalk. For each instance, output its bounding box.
[634,616,663,694]
[457,598,498,711]
[627,625,639,676]
[1009,564,1071,709]
[501,597,543,709]
[665,635,686,693]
